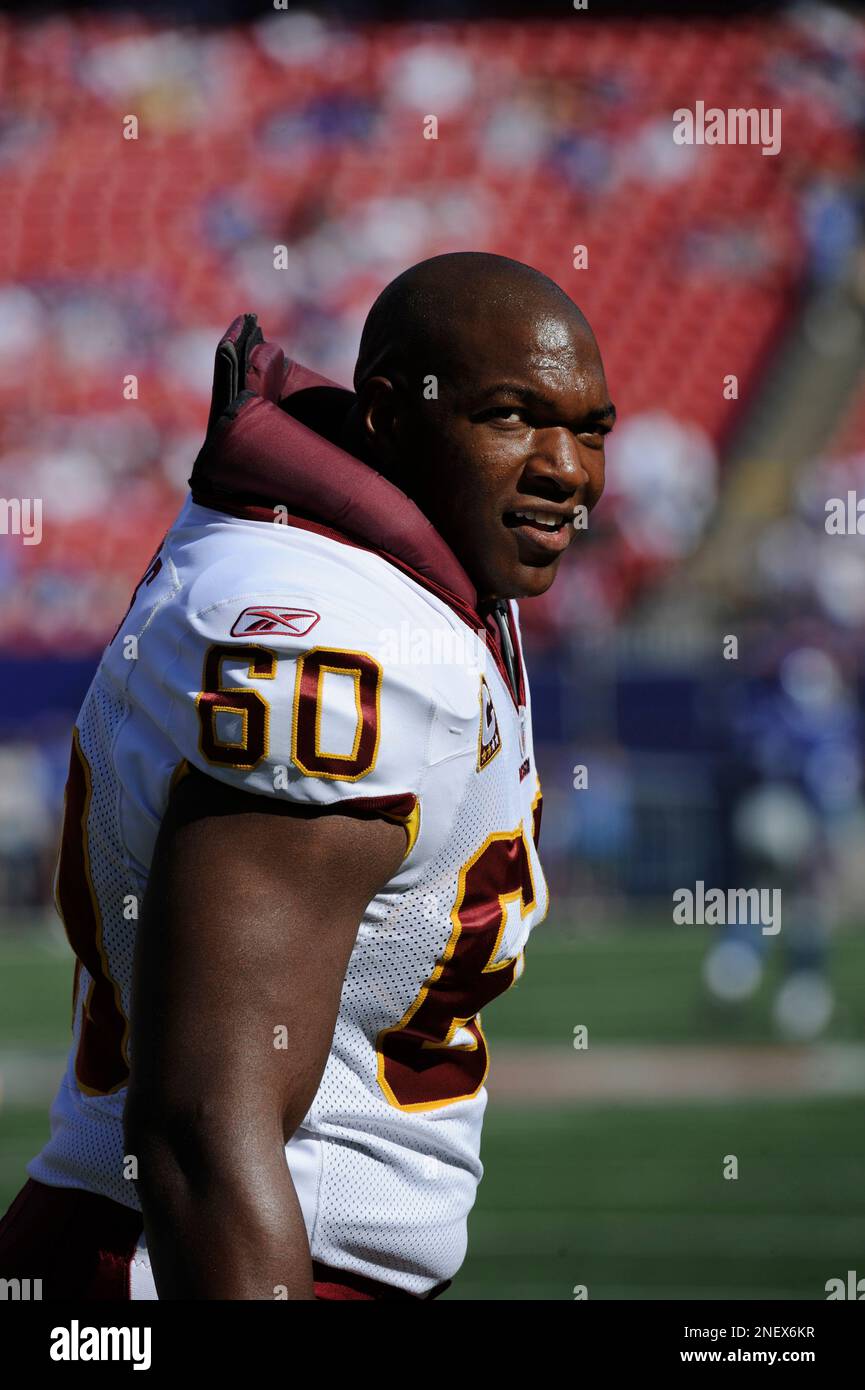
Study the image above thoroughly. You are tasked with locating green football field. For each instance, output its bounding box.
[2,920,864,1300]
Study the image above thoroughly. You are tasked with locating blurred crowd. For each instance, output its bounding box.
[2,2,865,1004]
[1,4,862,651]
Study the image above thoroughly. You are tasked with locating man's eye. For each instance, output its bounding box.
[579,428,610,448]
[480,407,526,424]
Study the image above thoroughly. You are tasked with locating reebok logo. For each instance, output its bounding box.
[230,606,320,638]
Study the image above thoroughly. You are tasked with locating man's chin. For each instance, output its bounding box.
[481,556,562,603]
[515,561,560,599]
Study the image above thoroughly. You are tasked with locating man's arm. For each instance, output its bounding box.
[124,767,406,1300]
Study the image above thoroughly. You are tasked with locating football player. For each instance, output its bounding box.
[0,252,613,1299]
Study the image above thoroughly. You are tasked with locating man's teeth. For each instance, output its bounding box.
[512,510,567,530]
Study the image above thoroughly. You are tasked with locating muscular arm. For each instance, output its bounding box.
[124,767,406,1299]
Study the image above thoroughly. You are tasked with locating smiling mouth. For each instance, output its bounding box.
[502,507,575,556]
[504,508,571,533]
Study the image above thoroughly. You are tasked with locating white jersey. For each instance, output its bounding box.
[30,496,548,1296]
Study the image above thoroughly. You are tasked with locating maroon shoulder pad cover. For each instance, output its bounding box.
[191,318,479,613]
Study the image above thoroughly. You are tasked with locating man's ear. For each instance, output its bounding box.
[356,375,402,470]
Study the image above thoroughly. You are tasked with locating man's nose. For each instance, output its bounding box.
[530,427,588,492]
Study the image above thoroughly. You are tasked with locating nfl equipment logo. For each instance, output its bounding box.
[477,676,502,771]
[230,606,320,638]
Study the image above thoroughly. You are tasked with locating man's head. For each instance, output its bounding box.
[348,251,614,603]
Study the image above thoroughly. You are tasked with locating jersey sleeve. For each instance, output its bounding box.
[162,582,433,835]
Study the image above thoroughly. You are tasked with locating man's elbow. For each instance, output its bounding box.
[123,1090,309,1205]
[124,1095,230,1201]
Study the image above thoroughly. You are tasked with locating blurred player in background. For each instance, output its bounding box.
[703,640,863,1040]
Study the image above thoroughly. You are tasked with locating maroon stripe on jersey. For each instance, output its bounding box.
[532,790,543,847]
[503,601,526,707]
[312,1261,450,1301]
[338,792,417,817]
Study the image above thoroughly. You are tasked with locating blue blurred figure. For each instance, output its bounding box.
[703,645,863,1039]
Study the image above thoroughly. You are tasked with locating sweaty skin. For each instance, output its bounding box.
[127,253,611,1299]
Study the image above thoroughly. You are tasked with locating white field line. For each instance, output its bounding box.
[0,1051,65,1106]
[487,1043,865,1104]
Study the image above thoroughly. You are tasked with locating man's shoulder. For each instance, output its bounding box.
[169,503,455,637]
[108,504,483,810]
[125,502,480,727]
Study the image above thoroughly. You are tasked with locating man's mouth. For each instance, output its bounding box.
[503,507,575,555]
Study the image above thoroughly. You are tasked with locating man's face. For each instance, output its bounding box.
[384,306,613,601]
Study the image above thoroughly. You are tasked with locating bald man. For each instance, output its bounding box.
[0,254,614,1301]
[347,253,612,601]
